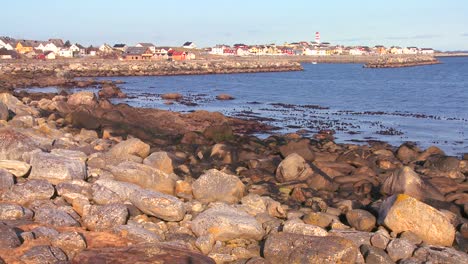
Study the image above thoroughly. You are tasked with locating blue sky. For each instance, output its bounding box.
[1,0,467,50]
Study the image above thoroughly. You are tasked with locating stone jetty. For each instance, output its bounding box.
[364,55,441,68]
[0,89,467,263]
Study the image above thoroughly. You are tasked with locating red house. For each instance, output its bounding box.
[169,50,187,61]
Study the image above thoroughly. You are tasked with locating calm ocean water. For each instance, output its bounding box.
[24,57,468,156]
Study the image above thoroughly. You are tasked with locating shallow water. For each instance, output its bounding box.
[20,57,468,156]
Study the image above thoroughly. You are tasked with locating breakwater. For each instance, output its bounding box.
[364,55,440,68]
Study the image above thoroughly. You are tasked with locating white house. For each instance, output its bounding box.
[99,43,114,54]
[402,47,419,55]
[58,49,73,58]
[69,44,86,56]
[44,51,56,60]
[420,48,434,54]
[236,48,250,56]
[37,42,61,53]
[210,45,226,55]
[0,39,14,50]
[182,41,196,49]
[349,48,365,56]
[304,48,327,56]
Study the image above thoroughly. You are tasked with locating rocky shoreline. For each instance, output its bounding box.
[364,55,440,68]
[0,85,467,263]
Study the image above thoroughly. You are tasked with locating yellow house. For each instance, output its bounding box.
[248,46,259,54]
[16,41,35,54]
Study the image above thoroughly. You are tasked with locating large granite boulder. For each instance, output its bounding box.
[34,207,81,227]
[20,245,67,264]
[0,203,33,220]
[94,179,185,222]
[263,232,358,264]
[82,204,128,231]
[346,209,376,232]
[72,243,215,264]
[109,161,178,195]
[29,151,87,184]
[0,128,38,161]
[379,194,455,246]
[191,203,264,241]
[276,153,313,182]
[381,166,445,201]
[1,179,55,205]
[0,160,31,177]
[192,169,245,204]
[0,223,21,249]
[107,138,150,159]
[51,231,87,260]
[143,151,174,174]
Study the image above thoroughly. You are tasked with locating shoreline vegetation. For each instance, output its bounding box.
[0,55,466,263]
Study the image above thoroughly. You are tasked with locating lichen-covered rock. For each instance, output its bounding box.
[0,203,33,220]
[0,223,21,249]
[276,153,313,183]
[282,219,328,236]
[29,151,87,184]
[386,238,416,262]
[51,231,87,260]
[34,207,81,227]
[191,203,264,241]
[109,161,178,195]
[0,128,38,161]
[379,194,455,246]
[1,179,55,205]
[82,204,128,231]
[67,91,97,106]
[412,245,468,263]
[20,246,67,264]
[263,232,357,264]
[192,169,245,204]
[113,224,162,243]
[346,209,376,232]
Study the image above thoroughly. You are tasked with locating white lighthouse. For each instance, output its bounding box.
[315,32,321,44]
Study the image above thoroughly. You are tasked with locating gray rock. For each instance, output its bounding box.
[20,245,68,264]
[109,161,178,195]
[379,194,455,246]
[396,143,419,164]
[29,151,87,184]
[1,179,55,205]
[34,207,81,227]
[0,93,39,117]
[303,211,335,228]
[400,231,423,245]
[0,168,14,193]
[192,169,245,204]
[50,149,88,163]
[0,203,33,220]
[95,179,185,221]
[82,204,128,231]
[282,219,328,236]
[413,245,468,264]
[143,151,174,174]
[0,223,21,249]
[263,232,357,264]
[279,139,315,161]
[346,209,376,232]
[360,244,394,264]
[191,203,264,241]
[381,166,445,201]
[329,229,373,247]
[56,180,92,199]
[0,160,31,177]
[370,229,391,249]
[276,153,313,183]
[91,183,123,205]
[113,224,162,243]
[130,189,186,222]
[0,102,8,121]
[0,128,38,161]
[386,238,416,262]
[51,231,87,260]
[107,138,150,159]
[31,226,59,240]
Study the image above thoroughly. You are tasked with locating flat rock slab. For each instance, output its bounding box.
[72,243,215,264]
[29,151,87,184]
[0,160,31,177]
[379,194,455,246]
[263,232,358,264]
[192,169,245,204]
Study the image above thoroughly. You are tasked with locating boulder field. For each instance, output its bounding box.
[0,91,466,263]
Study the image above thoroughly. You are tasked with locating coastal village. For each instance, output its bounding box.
[0,33,435,61]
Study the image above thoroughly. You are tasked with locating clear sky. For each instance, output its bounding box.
[1,0,467,50]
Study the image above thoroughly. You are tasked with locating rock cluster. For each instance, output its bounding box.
[0,91,466,263]
[364,55,440,68]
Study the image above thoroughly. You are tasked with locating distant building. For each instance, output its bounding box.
[69,43,86,56]
[113,44,127,52]
[0,37,14,50]
[58,49,73,58]
[420,48,434,54]
[123,47,153,60]
[136,43,156,53]
[182,41,196,49]
[99,43,114,54]
[0,48,18,59]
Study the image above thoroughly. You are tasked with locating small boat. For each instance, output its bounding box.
[311,62,317,65]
